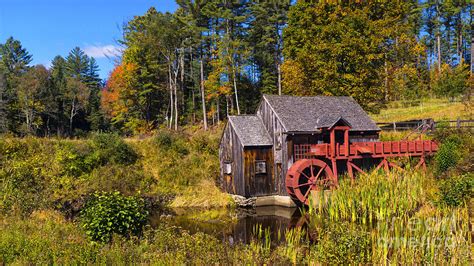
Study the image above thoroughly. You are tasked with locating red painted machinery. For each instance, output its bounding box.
[285,126,438,205]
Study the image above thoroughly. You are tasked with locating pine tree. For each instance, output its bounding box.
[0,37,33,132]
[248,0,290,94]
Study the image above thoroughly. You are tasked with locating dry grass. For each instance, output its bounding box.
[170,179,233,209]
[371,98,472,123]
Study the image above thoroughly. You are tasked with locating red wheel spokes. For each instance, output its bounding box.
[296,170,312,181]
[295,181,313,188]
[314,165,326,181]
[285,159,335,206]
[303,185,312,201]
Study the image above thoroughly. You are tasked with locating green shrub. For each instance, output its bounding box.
[80,191,148,242]
[0,138,29,160]
[90,133,138,165]
[0,160,47,215]
[154,130,189,156]
[434,136,462,174]
[313,222,371,264]
[439,174,473,207]
[55,142,97,177]
[154,130,175,149]
[86,165,155,195]
[191,132,218,155]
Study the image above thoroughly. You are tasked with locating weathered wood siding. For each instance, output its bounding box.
[221,97,381,198]
[219,123,245,196]
[256,99,288,196]
[243,147,274,197]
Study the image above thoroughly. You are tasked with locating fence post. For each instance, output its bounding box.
[393,122,396,131]
[457,117,461,129]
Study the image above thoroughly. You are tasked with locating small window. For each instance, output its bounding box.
[224,162,232,175]
[255,160,266,174]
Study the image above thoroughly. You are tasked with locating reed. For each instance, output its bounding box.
[312,170,431,225]
[305,169,471,264]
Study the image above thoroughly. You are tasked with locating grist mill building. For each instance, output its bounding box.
[219,95,380,201]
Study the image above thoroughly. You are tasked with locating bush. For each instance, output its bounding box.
[0,159,47,215]
[90,133,138,165]
[434,134,462,174]
[86,165,155,195]
[55,142,97,177]
[81,191,148,242]
[313,222,371,264]
[191,132,218,155]
[154,130,189,156]
[439,174,473,207]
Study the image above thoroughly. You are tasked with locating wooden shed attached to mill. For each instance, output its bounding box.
[219,94,381,202]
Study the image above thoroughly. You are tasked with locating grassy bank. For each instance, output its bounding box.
[371,98,472,122]
[0,129,231,217]
[0,124,472,264]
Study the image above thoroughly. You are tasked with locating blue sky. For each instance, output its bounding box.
[0,0,178,79]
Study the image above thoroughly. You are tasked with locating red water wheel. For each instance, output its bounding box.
[285,159,335,206]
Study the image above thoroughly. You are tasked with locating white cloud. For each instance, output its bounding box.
[83,45,123,58]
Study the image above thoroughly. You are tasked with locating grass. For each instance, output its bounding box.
[305,170,472,265]
[0,105,472,264]
[371,98,472,122]
[0,130,231,216]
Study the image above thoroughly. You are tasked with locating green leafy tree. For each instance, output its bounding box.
[283,1,425,111]
[432,63,470,99]
[16,65,50,134]
[0,37,33,132]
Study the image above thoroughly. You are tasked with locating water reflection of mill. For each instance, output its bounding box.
[151,206,307,246]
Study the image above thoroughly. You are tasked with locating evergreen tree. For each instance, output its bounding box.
[0,37,33,132]
[248,0,290,94]
[50,56,68,135]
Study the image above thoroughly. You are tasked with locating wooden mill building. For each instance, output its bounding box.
[219,95,380,199]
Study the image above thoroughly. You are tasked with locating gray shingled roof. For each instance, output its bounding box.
[263,95,380,132]
[228,115,273,147]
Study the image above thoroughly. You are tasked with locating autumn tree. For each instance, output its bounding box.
[102,63,144,134]
[283,1,428,111]
[16,65,50,134]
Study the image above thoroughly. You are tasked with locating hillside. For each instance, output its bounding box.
[371,98,472,123]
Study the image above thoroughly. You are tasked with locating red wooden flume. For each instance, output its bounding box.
[285,126,438,206]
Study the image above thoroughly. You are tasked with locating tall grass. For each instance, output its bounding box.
[312,170,433,225]
[371,97,472,122]
[305,169,472,264]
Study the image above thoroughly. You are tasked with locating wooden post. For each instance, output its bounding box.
[330,129,335,158]
[457,117,461,129]
[344,129,349,156]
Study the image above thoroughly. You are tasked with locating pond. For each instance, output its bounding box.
[149,206,306,246]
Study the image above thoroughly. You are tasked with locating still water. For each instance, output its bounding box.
[149,206,306,245]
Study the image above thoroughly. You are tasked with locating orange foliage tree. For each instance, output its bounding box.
[102,63,149,133]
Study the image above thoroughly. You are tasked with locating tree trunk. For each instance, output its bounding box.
[180,49,185,108]
[168,63,173,129]
[437,34,441,72]
[277,63,282,95]
[384,57,389,101]
[436,2,441,72]
[232,66,240,115]
[69,99,75,135]
[200,60,208,130]
[226,96,229,118]
[190,47,195,124]
[174,66,178,131]
[216,96,220,124]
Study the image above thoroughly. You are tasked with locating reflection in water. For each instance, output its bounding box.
[149,206,307,245]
